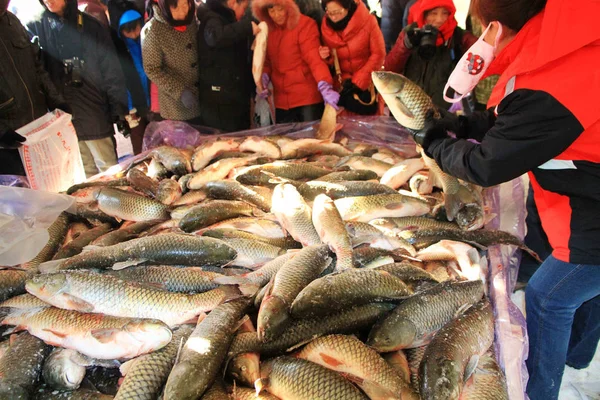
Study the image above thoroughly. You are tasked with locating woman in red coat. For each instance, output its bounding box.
[253,0,339,123]
[319,0,385,116]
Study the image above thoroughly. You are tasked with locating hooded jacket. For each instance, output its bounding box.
[107,0,149,116]
[320,1,385,91]
[0,10,65,175]
[253,0,332,110]
[141,4,200,121]
[381,0,410,52]
[28,0,128,141]
[384,0,476,109]
[427,0,600,264]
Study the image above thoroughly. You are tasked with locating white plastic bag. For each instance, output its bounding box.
[17,110,86,193]
[0,186,73,266]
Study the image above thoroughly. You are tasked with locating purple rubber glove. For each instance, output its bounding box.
[318,81,340,110]
[180,89,198,110]
[257,73,270,99]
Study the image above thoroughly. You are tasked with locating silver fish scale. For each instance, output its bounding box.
[0,332,50,394]
[97,188,170,220]
[115,325,193,400]
[264,357,368,400]
[406,346,427,393]
[107,266,223,293]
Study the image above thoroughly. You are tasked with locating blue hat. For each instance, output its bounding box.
[119,9,142,27]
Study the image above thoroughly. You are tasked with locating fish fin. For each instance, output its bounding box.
[174,336,185,366]
[119,358,138,376]
[212,275,250,286]
[81,245,103,253]
[252,208,267,218]
[464,355,480,384]
[348,376,399,400]
[444,192,462,221]
[42,328,68,338]
[219,285,244,303]
[91,328,120,343]
[319,353,345,368]
[2,326,22,336]
[255,377,269,395]
[38,259,64,274]
[111,259,147,270]
[0,266,27,272]
[384,202,407,210]
[397,98,415,119]
[454,303,474,319]
[521,245,543,263]
[84,357,121,369]
[62,293,95,313]
[285,336,316,352]
[340,372,365,386]
[234,315,251,333]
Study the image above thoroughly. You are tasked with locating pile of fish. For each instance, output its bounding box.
[0,79,531,398]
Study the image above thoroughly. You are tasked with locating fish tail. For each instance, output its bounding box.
[38,259,64,274]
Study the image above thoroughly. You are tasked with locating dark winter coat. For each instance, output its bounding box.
[380,0,410,52]
[28,0,128,141]
[0,10,65,175]
[107,0,150,117]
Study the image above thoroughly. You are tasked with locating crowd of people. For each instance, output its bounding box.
[1,0,599,399]
[1,0,478,176]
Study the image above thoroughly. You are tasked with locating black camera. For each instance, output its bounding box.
[414,24,439,60]
[63,57,84,88]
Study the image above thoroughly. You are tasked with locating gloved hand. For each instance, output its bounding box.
[0,130,26,147]
[180,89,198,110]
[317,81,340,110]
[412,109,450,152]
[403,22,420,49]
[115,118,131,138]
[435,107,468,137]
[257,73,270,99]
[54,103,72,114]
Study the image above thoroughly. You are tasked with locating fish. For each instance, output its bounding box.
[239,136,281,159]
[382,350,411,383]
[367,280,484,351]
[271,184,321,246]
[227,303,395,359]
[22,212,71,271]
[0,332,50,398]
[234,162,330,186]
[229,386,280,400]
[312,194,354,271]
[335,156,393,177]
[26,271,242,327]
[33,387,114,399]
[460,351,509,400]
[64,222,92,244]
[126,168,159,198]
[227,317,260,388]
[192,139,240,172]
[257,245,331,341]
[255,356,368,400]
[201,228,301,249]
[178,200,255,233]
[147,158,169,180]
[373,262,439,289]
[202,379,231,400]
[0,293,50,309]
[280,138,351,159]
[345,222,417,255]
[172,189,208,206]
[205,180,272,212]
[163,298,251,400]
[38,234,237,273]
[42,348,119,391]
[199,217,285,239]
[409,170,433,195]
[221,238,285,269]
[419,300,495,400]
[52,223,113,260]
[316,169,379,182]
[380,158,426,190]
[95,188,170,222]
[90,220,159,247]
[369,216,459,234]
[189,157,256,189]
[66,203,119,226]
[156,179,183,205]
[315,104,339,141]
[371,71,436,131]
[416,241,486,283]
[297,180,397,201]
[105,266,225,293]
[66,178,130,195]
[291,269,412,318]
[406,346,427,393]
[252,21,269,92]
[2,307,172,360]
[352,247,407,269]
[296,334,416,400]
[114,324,194,400]
[372,149,406,165]
[334,194,431,222]
[213,252,297,289]
[138,146,192,176]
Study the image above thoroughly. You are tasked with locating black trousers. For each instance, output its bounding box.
[199,100,251,133]
[276,103,324,123]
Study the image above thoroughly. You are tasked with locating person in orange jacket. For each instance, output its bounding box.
[384,0,476,110]
[319,0,385,116]
[412,0,600,398]
[253,0,339,123]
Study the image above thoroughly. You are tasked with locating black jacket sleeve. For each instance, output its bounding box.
[427,89,584,187]
[31,34,65,110]
[203,15,253,49]
[458,107,497,141]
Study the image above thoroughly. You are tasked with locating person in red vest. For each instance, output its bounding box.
[412,0,600,398]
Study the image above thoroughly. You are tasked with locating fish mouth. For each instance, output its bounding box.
[371,71,405,94]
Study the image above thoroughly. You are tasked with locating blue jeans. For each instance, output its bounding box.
[525,255,600,400]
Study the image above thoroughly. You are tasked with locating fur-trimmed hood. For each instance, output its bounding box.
[252,0,300,30]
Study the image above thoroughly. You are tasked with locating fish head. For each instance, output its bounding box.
[421,358,462,400]
[228,352,261,387]
[256,295,289,342]
[25,273,69,299]
[367,317,417,352]
[122,319,173,352]
[43,349,86,390]
[371,71,434,131]
[455,204,484,231]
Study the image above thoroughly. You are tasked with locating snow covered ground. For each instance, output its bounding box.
[511,290,600,400]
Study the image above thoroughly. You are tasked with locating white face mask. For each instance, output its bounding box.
[443,22,503,103]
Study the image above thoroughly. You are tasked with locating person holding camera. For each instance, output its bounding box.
[319,0,385,116]
[384,0,476,110]
[0,0,68,176]
[28,0,129,178]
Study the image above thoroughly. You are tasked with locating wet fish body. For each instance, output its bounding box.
[91,220,159,247]
[298,180,397,201]
[106,266,225,293]
[335,194,430,222]
[52,223,113,260]
[312,194,354,271]
[95,188,170,222]
[335,156,393,177]
[271,184,321,246]
[221,238,285,268]
[179,200,254,233]
[205,180,272,212]
[192,139,240,171]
